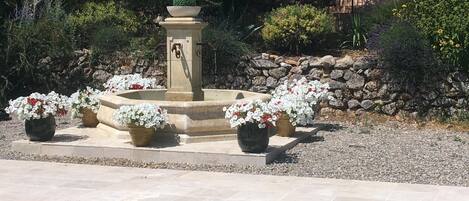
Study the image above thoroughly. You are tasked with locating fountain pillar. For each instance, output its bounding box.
[160,17,207,101]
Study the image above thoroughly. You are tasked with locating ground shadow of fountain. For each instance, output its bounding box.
[50,134,89,142]
[150,134,181,148]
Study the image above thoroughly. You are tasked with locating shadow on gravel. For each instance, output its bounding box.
[0,110,11,121]
[313,123,346,132]
[50,134,89,142]
[300,135,325,143]
[273,152,299,164]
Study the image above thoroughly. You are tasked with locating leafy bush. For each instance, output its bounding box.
[379,22,435,86]
[173,0,196,6]
[396,0,469,70]
[202,26,252,73]
[261,4,335,54]
[68,1,139,47]
[92,26,129,54]
[1,0,75,106]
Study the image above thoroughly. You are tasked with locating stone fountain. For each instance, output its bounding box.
[96,17,270,144]
[12,16,319,167]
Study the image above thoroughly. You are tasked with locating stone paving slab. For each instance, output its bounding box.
[12,126,319,166]
[0,160,468,201]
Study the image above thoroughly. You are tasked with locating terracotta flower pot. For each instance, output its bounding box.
[81,108,99,127]
[127,124,155,147]
[276,113,296,137]
[25,116,56,141]
[237,122,269,153]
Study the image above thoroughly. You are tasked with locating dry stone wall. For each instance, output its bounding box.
[203,53,469,118]
[63,49,167,89]
[52,50,468,118]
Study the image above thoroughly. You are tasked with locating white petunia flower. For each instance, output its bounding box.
[223,99,275,129]
[103,74,164,93]
[5,91,69,121]
[69,87,103,119]
[268,77,330,126]
[113,104,169,129]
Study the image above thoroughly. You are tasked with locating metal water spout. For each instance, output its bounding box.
[171,43,182,59]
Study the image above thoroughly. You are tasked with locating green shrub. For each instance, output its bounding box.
[379,22,435,86]
[173,0,196,6]
[68,1,139,47]
[92,26,129,54]
[261,4,335,54]
[129,31,166,59]
[202,26,252,72]
[396,0,469,70]
[2,0,74,106]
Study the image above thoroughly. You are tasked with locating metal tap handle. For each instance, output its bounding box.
[171,43,182,59]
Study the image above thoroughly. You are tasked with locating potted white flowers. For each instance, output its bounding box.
[104,74,159,93]
[167,0,201,17]
[269,78,329,137]
[69,87,103,127]
[224,100,276,153]
[113,104,169,147]
[5,91,69,141]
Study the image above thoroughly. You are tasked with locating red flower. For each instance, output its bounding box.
[27,98,39,106]
[130,84,144,89]
[57,108,67,116]
[261,114,272,125]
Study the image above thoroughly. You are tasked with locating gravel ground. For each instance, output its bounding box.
[0,117,468,187]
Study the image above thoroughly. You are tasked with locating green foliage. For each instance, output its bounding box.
[379,22,435,85]
[341,14,367,49]
[68,1,139,47]
[396,0,469,70]
[173,0,196,6]
[202,26,252,72]
[261,4,335,54]
[129,31,166,59]
[1,0,74,106]
[92,26,129,54]
[360,0,403,30]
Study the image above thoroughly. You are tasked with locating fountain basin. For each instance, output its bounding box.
[97,89,271,144]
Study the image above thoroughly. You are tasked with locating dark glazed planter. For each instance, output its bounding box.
[25,116,56,141]
[237,122,269,153]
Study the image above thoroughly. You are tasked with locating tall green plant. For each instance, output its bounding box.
[341,14,367,49]
[202,26,252,73]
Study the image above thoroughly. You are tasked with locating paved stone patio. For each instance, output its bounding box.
[11,126,319,166]
[0,160,468,201]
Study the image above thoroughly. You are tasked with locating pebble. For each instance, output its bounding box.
[0,118,468,187]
